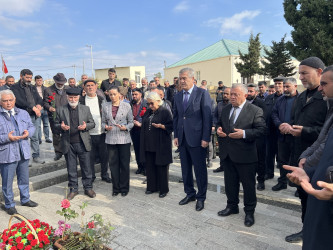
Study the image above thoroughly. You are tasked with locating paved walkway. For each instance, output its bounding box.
[0,139,303,249]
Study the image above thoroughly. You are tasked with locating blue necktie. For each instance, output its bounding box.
[183,91,189,110]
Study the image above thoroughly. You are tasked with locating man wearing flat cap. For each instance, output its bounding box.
[282,56,327,243]
[54,88,96,200]
[43,73,69,161]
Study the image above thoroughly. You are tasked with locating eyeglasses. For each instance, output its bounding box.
[148,102,154,106]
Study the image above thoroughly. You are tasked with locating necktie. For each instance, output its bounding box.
[183,91,189,110]
[229,106,238,131]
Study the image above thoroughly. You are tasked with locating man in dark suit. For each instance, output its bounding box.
[54,88,96,200]
[131,88,148,175]
[216,83,266,227]
[246,83,267,191]
[173,67,212,211]
[43,73,69,161]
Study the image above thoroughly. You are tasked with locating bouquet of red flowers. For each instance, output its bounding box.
[48,92,56,120]
[0,217,53,250]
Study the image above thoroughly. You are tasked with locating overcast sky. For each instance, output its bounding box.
[0,0,292,80]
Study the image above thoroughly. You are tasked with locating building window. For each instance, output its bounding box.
[196,71,200,81]
[135,71,141,83]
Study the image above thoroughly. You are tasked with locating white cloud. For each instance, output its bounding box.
[173,1,189,13]
[0,37,21,46]
[0,0,44,16]
[203,10,261,35]
[0,15,41,31]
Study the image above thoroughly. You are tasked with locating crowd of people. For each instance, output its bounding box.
[1,57,333,249]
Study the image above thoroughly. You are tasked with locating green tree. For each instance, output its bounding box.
[283,0,333,65]
[154,72,162,78]
[235,33,261,82]
[261,35,296,78]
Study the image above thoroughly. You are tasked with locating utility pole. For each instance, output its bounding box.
[86,45,94,79]
[73,65,77,80]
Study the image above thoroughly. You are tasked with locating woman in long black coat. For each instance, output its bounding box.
[139,91,173,198]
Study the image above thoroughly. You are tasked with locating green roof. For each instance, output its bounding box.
[167,39,269,68]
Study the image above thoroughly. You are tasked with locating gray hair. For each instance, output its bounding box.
[179,67,194,78]
[283,77,297,85]
[146,91,164,106]
[81,74,88,78]
[0,90,15,101]
[247,83,259,91]
[129,80,136,84]
[232,83,248,94]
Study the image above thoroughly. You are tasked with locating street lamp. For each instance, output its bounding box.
[86,45,94,79]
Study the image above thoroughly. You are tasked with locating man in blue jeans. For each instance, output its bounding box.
[0,90,39,215]
[34,75,52,144]
[11,69,45,164]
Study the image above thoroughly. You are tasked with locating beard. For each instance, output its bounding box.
[246,95,255,101]
[55,83,64,89]
[68,101,79,108]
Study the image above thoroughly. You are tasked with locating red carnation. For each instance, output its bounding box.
[20,228,28,234]
[17,243,24,250]
[30,239,38,247]
[38,243,43,248]
[15,236,22,243]
[61,199,71,208]
[52,92,56,96]
[2,235,8,242]
[24,246,32,250]
[139,107,147,117]
[27,233,34,241]
[10,246,17,250]
[88,221,95,229]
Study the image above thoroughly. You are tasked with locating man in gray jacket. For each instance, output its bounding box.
[54,88,96,200]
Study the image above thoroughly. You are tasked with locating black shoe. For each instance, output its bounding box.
[264,174,274,180]
[39,140,42,144]
[145,190,154,195]
[285,231,303,243]
[178,178,183,183]
[195,200,204,211]
[67,191,79,200]
[112,192,119,196]
[121,192,128,197]
[141,169,146,176]
[175,148,180,153]
[159,193,167,198]
[5,207,17,215]
[244,214,255,227]
[22,200,38,207]
[33,157,45,164]
[217,207,239,216]
[272,182,287,191]
[101,177,112,183]
[84,189,96,198]
[294,190,299,197]
[45,138,52,143]
[213,167,224,173]
[135,169,142,174]
[54,153,62,161]
[179,196,196,205]
[257,182,265,191]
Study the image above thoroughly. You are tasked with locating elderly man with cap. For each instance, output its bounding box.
[54,88,96,200]
[283,56,327,244]
[0,89,38,215]
[263,76,284,180]
[43,73,69,161]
